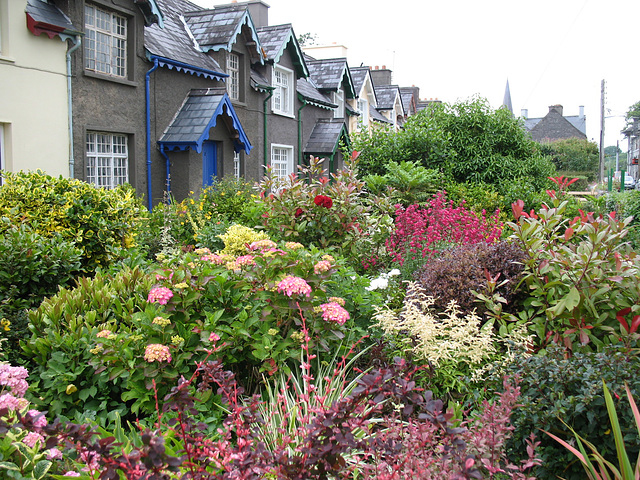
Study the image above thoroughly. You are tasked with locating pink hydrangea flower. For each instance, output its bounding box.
[22,431,44,449]
[0,364,29,397]
[313,260,331,274]
[319,302,350,325]
[201,253,232,265]
[64,472,81,477]
[277,276,312,298]
[249,239,277,250]
[235,255,255,267]
[46,448,63,460]
[144,344,172,363]
[0,393,28,411]
[27,409,47,428]
[147,287,173,305]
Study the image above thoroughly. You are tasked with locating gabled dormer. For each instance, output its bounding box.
[374,85,404,130]
[183,3,264,103]
[257,23,308,117]
[349,66,378,132]
[305,57,355,120]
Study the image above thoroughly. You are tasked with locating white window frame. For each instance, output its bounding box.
[272,66,294,117]
[84,4,127,78]
[233,151,241,178]
[227,52,239,100]
[86,132,129,189]
[357,98,369,128]
[270,144,294,188]
[333,87,344,118]
[0,124,4,186]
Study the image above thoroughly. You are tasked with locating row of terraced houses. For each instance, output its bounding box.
[1,0,434,208]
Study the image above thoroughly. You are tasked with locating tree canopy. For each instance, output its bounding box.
[351,96,555,192]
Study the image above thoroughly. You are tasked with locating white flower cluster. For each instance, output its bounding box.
[365,269,401,291]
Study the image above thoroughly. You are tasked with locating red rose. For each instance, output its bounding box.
[314,195,333,208]
[294,207,304,218]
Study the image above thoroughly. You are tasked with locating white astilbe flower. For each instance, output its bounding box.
[375,282,524,371]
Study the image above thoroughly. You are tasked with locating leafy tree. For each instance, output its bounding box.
[538,138,599,182]
[297,32,317,47]
[625,100,640,125]
[351,96,555,193]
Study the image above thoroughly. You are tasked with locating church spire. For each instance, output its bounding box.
[503,79,513,114]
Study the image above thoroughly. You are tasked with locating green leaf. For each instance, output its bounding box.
[33,459,53,479]
[0,461,20,471]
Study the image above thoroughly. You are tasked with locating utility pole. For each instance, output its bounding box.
[599,79,606,183]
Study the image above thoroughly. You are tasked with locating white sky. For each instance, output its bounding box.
[193,0,640,149]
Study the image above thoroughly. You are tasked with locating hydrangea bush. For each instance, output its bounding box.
[24,238,374,423]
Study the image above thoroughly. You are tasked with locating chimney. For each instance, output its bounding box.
[521,108,528,118]
[549,104,563,116]
[579,105,585,118]
[245,1,269,28]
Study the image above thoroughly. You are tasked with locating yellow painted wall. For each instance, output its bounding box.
[0,0,71,178]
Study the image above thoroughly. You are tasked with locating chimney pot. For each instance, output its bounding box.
[521,108,528,118]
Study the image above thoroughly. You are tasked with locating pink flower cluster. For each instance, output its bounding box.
[319,302,350,325]
[27,409,48,428]
[144,344,172,363]
[0,364,29,397]
[277,276,312,298]
[147,287,174,305]
[235,255,256,267]
[0,393,29,411]
[386,193,503,265]
[201,253,232,265]
[313,260,331,274]
[22,431,44,448]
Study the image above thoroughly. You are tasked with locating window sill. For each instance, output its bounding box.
[84,70,138,87]
[272,110,295,119]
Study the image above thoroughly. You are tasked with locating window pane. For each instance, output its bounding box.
[84,5,126,78]
[86,132,128,189]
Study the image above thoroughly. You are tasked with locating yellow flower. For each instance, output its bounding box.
[171,335,184,345]
[66,384,78,395]
[174,282,189,290]
[267,328,278,336]
[1,319,10,331]
[90,345,103,354]
[152,316,171,327]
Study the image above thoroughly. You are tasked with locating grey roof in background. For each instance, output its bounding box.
[349,67,369,93]
[528,110,587,143]
[304,119,348,154]
[306,58,354,97]
[145,0,224,74]
[400,91,414,115]
[297,78,336,108]
[26,0,77,32]
[524,113,587,137]
[374,85,401,111]
[370,105,392,124]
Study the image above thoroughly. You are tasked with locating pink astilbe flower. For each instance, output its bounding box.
[319,302,350,325]
[313,260,332,274]
[0,364,29,397]
[277,276,312,298]
[147,287,173,305]
[144,344,172,363]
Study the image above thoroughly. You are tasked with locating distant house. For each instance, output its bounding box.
[0,0,82,181]
[523,105,587,143]
[400,87,419,119]
[622,119,639,179]
[348,66,378,132]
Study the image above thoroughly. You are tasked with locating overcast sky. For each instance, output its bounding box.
[193,0,640,149]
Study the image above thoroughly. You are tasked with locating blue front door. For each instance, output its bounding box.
[202,141,218,187]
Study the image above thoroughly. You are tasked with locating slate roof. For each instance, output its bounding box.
[145,0,225,75]
[183,4,263,63]
[251,69,272,92]
[528,110,587,143]
[349,67,369,93]
[370,105,392,124]
[159,88,251,153]
[25,0,81,39]
[374,85,401,112]
[399,88,417,116]
[306,58,355,98]
[297,78,336,109]
[257,24,308,77]
[304,119,348,154]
